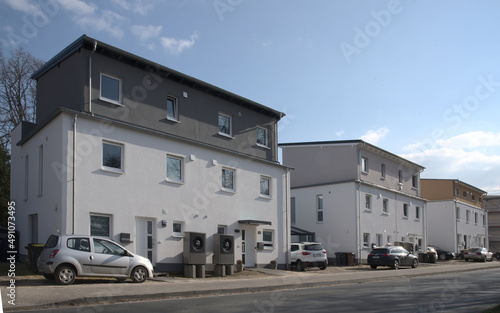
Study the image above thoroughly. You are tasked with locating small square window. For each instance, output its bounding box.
[166,96,178,121]
[217,225,227,234]
[260,176,271,197]
[173,222,183,235]
[263,230,274,248]
[166,155,183,182]
[102,142,123,171]
[256,127,268,147]
[222,168,235,191]
[218,113,232,137]
[100,73,122,105]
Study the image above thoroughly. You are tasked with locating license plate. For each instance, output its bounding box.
[372,256,379,259]
[314,253,321,257]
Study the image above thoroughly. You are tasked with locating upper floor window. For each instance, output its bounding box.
[260,176,271,197]
[403,203,409,218]
[218,113,232,137]
[398,170,403,183]
[361,157,368,173]
[463,191,467,198]
[102,141,123,172]
[474,212,478,224]
[256,126,268,147]
[466,210,470,223]
[456,207,461,220]
[365,194,372,210]
[381,163,386,179]
[383,199,389,213]
[483,214,486,225]
[415,206,420,220]
[412,175,418,188]
[317,195,324,222]
[472,194,476,201]
[166,155,183,183]
[100,73,122,105]
[222,167,235,191]
[455,188,459,196]
[166,96,178,121]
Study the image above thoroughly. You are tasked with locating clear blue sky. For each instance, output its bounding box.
[1,0,499,194]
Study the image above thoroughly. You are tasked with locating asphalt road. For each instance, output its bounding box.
[12,267,500,313]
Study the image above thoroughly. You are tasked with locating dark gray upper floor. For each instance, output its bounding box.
[30,35,284,162]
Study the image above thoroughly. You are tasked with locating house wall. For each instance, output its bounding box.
[485,196,500,252]
[421,180,455,201]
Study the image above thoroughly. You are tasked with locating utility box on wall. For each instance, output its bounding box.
[183,232,206,265]
[213,234,234,265]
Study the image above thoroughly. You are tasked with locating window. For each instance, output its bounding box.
[90,214,111,237]
[376,234,383,247]
[415,206,420,220]
[256,126,268,147]
[93,238,125,255]
[67,238,90,252]
[102,142,123,171]
[472,195,476,201]
[38,145,43,196]
[260,176,271,197]
[381,163,386,179]
[166,155,183,182]
[456,207,461,220]
[173,222,183,236]
[466,210,470,223]
[291,197,296,225]
[24,155,29,200]
[383,199,389,213]
[263,230,274,248]
[100,73,122,105]
[412,175,418,188]
[317,195,324,222]
[387,235,392,245]
[398,170,403,183]
[218,113,232,137]
[463,191,467,198]
[403,203,409,218]
[166,96,178,121]
[222,168,235,191]
[363,233,370,248]
[455,188,459,196]
[28,214,38,243]
[483,214,486,226]
[361,157,368,173]
[217,225,227,234]
[365,194,372,210]
[474,212,478,225]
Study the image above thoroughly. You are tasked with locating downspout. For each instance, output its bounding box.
[72,113,77,234]
[356,146,361,262]
[285,168,291,269]
[89,40,97,114]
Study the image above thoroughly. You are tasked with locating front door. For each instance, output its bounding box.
[241,227,255,267]
[136,218,155,265]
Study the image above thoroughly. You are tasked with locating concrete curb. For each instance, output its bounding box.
[4,262,500,312]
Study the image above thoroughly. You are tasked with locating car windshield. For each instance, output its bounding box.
[45,235,59,248]
[370,249,389,255]
[304,244,323,251]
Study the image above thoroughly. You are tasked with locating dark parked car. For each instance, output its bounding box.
[367,246,418,270]
[428,245,455,260]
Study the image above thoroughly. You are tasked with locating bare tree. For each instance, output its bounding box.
[0,46,44,145]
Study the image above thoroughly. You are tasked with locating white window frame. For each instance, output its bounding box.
[218,112,233,138]
[166,96,179,122]
[102,141,124,174]
[256,126,269,148]
[217,225,227,234]
[456,207,461,221]
[100,73,122,105]
[412,175,418,189]
[361,157,368,173]
[90,213,112,238]
[415,206,420,220]
[383,199,389,214]
[376,234,383,247]
[403,203,409,218]
[466,210,470,223]
[474,212,478,225]
[365,194,372,211]
[260,175,271,198]
[166,154,184,184]
[363,233,370,248]
[317,195,324,223]
[221,167,236,192]
[173,221,184,238]
[263,229,274,249]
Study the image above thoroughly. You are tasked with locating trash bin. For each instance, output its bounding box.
[429,252,436,263]
[25,243,45,273]
[346,253,355,266]
[335,252,347,266]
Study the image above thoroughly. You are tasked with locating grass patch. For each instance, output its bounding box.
[483,304,500,313]
[0,262,39,277]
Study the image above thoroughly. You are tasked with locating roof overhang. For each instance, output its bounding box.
[238,219,272,226]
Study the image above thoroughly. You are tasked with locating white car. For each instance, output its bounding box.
[464,247,494,262]
[37,234,154,285]
[291,242,328,271]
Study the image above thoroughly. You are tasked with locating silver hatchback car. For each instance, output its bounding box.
[37,234,154,285]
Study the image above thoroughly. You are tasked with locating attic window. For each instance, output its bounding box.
[100,73,122,105]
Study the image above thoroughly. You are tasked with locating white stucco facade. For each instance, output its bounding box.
[11,112,291,271]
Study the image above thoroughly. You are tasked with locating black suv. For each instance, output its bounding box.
[367,246,418,270]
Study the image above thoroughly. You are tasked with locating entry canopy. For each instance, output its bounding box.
[238,219,272,226]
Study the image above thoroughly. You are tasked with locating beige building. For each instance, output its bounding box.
[421,179,488,254]
[484,195,500,253]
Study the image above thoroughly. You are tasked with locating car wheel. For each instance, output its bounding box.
[296,260,305,271]
[319,262,327,270]
[439,254,446,261]
[392,259,399,270]
[464,258,468,262]
[411,259,418,268]
[370,265,377,270]
[43,274,55,281]
[54,265,76,285]
[131,266,148,283]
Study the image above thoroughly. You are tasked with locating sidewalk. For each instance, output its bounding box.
[2,260,500,311]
